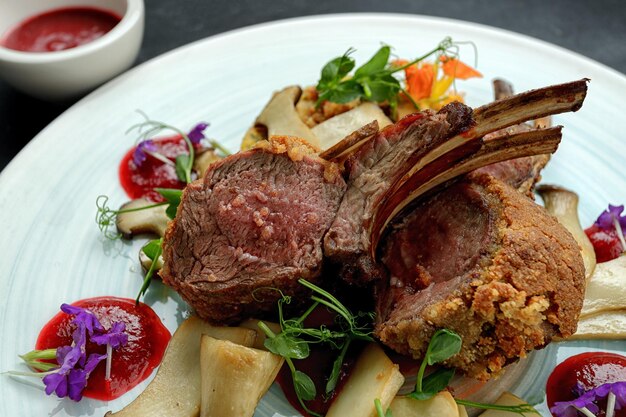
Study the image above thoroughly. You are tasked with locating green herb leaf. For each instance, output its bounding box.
[318,79,363,104]
[359,74,401,102]
[141,239,162,261]
[264,334,310,360]
[408,367,455,400]
[411,328,462,397]
[426,329,462,365]
[136,237,163,303]
[319,50,355,86]
[423,367,455,393]
[316,38,463,107]
[354,45,391,78]
[293,370,317,401]
[175,154,191,183]
[325,353,343,394]
[325,339,351,394]
[155,188,182,219]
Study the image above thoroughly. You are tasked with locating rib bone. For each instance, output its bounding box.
[370,126,563,253]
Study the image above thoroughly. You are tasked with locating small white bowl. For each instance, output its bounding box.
[0,0,144,101]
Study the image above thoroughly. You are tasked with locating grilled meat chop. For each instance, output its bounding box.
[160,80,588,379]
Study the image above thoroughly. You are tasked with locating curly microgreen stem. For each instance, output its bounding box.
[455,399,540,416]
[136,237,163,304]
[299,279,374,341]
[388,37,455,74]
[128,110,195,184]
[258,280,374,412]
[95,195,167,240]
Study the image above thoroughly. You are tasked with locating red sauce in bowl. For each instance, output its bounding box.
[1,7,121,53]
[546,352,626,417]
[36,297,171,401]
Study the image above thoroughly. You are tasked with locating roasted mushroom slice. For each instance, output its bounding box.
[116,198,169,239]
[241,86,319,150]
[537,185,596,280]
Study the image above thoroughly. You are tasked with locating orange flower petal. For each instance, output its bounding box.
[440,57,482,80]
[405,63,434,101]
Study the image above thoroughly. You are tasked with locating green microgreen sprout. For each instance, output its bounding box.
[408,328,461,401]
[406,328,538,415]
[257,279,375,417]
[375,398,393,417]
[127,110,195,184]
[17,349,58,372]
[95,189,182,240]
[136,237,163,304]
[315,37,461,110]
[95,195,167,240]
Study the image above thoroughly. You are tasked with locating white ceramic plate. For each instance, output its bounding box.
[1,13,625,417]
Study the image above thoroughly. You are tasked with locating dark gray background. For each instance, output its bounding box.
[1,0,625,172]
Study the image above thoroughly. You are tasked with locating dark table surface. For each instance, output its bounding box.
[1,0,625,173]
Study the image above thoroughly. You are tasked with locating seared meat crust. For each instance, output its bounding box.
[161,143,346,324]
[376,173,585,380]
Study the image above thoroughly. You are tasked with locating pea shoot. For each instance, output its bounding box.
[258,279,374,417]
[404,328,538,416]
[136,237,163,304]
[127,111,197,184]
[95,188,182,240]
[316,37,458,110]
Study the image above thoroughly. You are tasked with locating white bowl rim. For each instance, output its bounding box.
[0,0,143,63]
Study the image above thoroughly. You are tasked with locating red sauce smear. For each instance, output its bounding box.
[585,224,624,263]
[1,7,121,53]
[119,136,189,202]
[36,297,171,401]
[546,352,626,417]
[275,307,363,416]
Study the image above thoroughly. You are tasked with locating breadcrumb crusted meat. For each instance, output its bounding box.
[376,173,585,380]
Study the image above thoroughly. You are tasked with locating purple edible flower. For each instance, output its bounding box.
[39,304,128,401]
[132,139,157,167]
[187,122,209,145]
[92,322,128,349]
[67,354,107,401]
[61,304,104,335]
[43,322,89,400]
[551,381,626,417]
[551,391,599,417]
[595,204,626,231]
